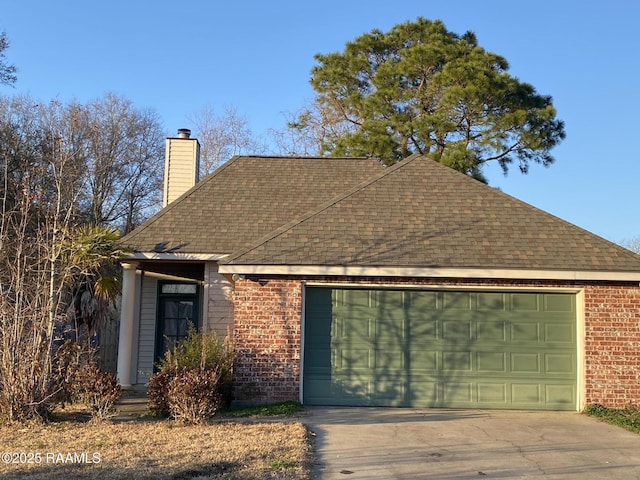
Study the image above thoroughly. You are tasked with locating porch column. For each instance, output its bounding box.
[117,261,138,387]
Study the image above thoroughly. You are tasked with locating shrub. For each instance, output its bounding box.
[147,365,178,417]
[166,368,223,424]
[0,339,84,424]
[159,325,233,381]
[51,340,83,406]
[73,363,121,420]
[147,326,233,422]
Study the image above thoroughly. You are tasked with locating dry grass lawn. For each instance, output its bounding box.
[0,416,311,479]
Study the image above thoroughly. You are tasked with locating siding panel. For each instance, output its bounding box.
[136,275,157,384]
[204,262,234,337]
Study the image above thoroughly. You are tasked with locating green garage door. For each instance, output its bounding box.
[303,288,577,410]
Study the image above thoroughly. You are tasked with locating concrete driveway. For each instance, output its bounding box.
[303,407,640,479]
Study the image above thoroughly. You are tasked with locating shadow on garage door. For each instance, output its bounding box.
[303,287,577,410]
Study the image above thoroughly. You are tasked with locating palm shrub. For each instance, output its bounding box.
[147,325,233,422]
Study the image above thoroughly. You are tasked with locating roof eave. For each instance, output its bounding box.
[122,252,229,262]
[217,264,640,282]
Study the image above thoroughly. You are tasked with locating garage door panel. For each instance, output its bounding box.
[375,290,405,309]
[544,353,576,374]
[442,291,473,310]
[373,376,406,405]
[409,349,437,371]
[304,288,576,410]
[478,383,507,404]
[477,321,507,342]
[511,322,541,342]
[407,377,438,403]
[442,320,473,340]
[477,292,507,311]
[477,352,507,372]
[546,384,576,406]
[442,382,473,403]
[512,383,542,404]
[409,318,438,339]
[545,323,574,343]
[333,289,368,308]
[333,377,372,403]
[341,316,373,339]
[511,382,576,408]
[511,353,541,373]
[375,317,407,345]
[442,351,472,371]
[511,293,540,311]
[544,294,574,312]
[338,348,372,369]
[374,348,405,370]
[303,346,331,375]
[303,376,333,403]
[405,290,438,310]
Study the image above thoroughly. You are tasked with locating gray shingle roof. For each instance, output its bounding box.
[222,155,640,272]
[121,156,385,254]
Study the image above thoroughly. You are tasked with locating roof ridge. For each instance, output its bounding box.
[231,155,378,160]
[221,156,417,264]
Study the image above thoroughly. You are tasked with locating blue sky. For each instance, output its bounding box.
[2,0,639,245]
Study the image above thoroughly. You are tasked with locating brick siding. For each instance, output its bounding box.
[584,284,640,408]
[232,278,302,404]
[232,276,640,408]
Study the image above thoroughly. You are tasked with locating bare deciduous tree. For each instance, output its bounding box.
[188,104,266,175]
[0,98,86,421]
[0,94,147,422]
[269,100,356,157]
[80,93,165,233]
[620,237,640,254]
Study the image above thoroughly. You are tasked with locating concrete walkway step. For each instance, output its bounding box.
[113,391,149,421]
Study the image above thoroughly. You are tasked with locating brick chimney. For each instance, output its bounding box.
[163,128,200,207]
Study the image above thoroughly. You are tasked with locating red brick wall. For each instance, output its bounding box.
[584,284,640,408]
[232,278,302,404]
[231,276,640,408]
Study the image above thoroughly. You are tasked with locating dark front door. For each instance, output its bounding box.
[155,282,199,365]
